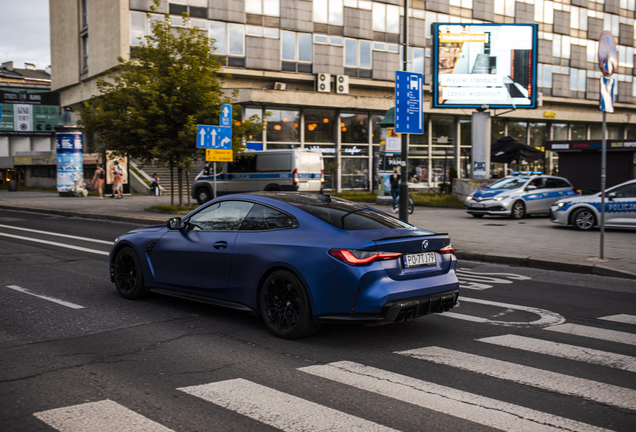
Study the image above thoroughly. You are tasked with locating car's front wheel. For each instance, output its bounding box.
[113,247,146,299]
[259,270,320,339]
[196,188,211,205]
[510,200,526,219]
[572,208,596,231]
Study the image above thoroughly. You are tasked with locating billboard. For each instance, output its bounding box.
[432,23,538,109]
[0,89,60,135]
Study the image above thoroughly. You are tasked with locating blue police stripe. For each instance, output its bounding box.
[559,201,636,213]
[197,172,322,181]
[522,190,576,201]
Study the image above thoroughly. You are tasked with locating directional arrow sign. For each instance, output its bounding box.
[197,125,232,149]
[220,104,232,127]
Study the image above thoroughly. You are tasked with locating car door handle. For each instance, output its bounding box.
[214,241,228,250]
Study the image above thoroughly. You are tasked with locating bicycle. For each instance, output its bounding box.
[393,195,415,215]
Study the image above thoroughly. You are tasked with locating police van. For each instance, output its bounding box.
[191,149,324,204]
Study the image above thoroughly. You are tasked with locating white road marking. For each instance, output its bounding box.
[397,346,636,411]
[443,297,566,328]
[545,323,636,346]
[598,314,636,326]
[300,361,610,432]
[456,270,532,291]
[178,378,398,432]
[6,285,85,309]
[0,223,113,244]
[456,269,532,281]
[478,334,636,372]
[34,399,174,432]
[0,231,109,256]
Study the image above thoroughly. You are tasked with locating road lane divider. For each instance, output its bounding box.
[478,334,636,372]
[0,232,109,256]
[598,314,636,326]
[6,285,85,309]
[300,361,610,432]
[545,323,636,346]
[397,346,636,411]
[0,223,113,244]
[34,400,174,432]
[179,378,398,432]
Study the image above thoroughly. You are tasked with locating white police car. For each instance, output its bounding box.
[465,172,577,219]
[550,179,636,230]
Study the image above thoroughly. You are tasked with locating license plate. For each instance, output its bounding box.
[471,202,484,208]
[404,252,436,268]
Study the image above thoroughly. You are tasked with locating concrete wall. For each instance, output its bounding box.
[570,45,587,70]
[281,0,313,32]
[0,137,9,157]
[209,0,245,23]
[343,7,372,40]
[313,44,345,76]
[553,10,571,36]
[473,0,495,22]
[552,74,570,98]
[538,39,553,65]
[514,3,534,25]
[246,37,281,71]
[372,52,399,81]
[50,0,80,91]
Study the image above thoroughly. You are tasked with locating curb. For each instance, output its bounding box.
[0,204,164,226]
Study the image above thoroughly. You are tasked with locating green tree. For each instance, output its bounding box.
[78,2,263,205]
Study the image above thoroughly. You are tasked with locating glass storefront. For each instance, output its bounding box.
[340,113,369,143]
[266,108,300,143]
[305,109,335,143]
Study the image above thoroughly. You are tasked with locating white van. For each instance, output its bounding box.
[191,149,324,204]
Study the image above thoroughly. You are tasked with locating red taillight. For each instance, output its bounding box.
[574,188,581,195]
[320,169,324,185]
[293,169,298,186]
[329,249,402,266]
[439,244,455,255]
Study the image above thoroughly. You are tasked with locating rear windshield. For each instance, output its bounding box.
[488,177,530,189]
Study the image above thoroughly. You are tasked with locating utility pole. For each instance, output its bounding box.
[399,0,409,222]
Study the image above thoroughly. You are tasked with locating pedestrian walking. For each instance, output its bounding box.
[92,165,105,199]
[113,170,123,199]
[150,173,160,196]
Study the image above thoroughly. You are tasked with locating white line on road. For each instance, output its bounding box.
[545,323,636,346]
[6,285,85,309]
[442,297,566,328]
[397,346,636,411]
[34,399,174,432]
[0,223,113,244]
[0,231,110,256]
[598,314,636,326]
[178,378,398,432]
[300,361,610,432]
[478,334,636,372]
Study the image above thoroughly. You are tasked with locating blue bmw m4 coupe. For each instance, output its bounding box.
[110,192,459,338]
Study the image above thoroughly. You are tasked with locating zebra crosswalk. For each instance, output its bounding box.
[34,313,636,432]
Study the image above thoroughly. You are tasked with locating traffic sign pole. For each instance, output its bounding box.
[600,111,606,259]
[399,0,409,222]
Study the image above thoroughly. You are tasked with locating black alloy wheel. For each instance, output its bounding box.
[114,247,146,299]
[259,270,320,339]
[572,208,596,231]
[196,188,210,205]
[510,200,526,219]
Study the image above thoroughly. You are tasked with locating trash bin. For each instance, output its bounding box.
[7,180,18,192]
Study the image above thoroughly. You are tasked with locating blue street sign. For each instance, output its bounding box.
[220,104,232,127]
[197,125,232,149]
[395,71,423,134]
[599,76,615,113]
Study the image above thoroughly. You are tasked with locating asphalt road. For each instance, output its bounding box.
[1,209,635,431]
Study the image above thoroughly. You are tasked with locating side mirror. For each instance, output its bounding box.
[167,217,182,230]
[607,192,616,200]
[526,185,537,191]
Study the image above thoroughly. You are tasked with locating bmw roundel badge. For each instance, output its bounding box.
[422,240,429,250]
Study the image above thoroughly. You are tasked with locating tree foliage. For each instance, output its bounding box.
[78,2,263,203]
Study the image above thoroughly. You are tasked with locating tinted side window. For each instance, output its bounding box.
[185,201,254,231]
[240,204,297,231]
[528,178,545,188]
[544,178,559,188]
[556,179,571,188]
[613,184,636,198]
[228,156,256,173]
[299,205,411,230]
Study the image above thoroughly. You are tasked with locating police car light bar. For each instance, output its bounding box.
[511,171,543,176]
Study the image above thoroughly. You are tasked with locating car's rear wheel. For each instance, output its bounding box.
[510,200,526,219]
[196,188,210,205]
[572,208,596,231]
[471,214,484,218]
[259,270,320,339]
[113,247,146,299]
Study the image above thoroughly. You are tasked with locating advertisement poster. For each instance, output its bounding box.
[380,128,402,153]
[106,152,128,185]
[56,132,83,193]
[0,89,60,135]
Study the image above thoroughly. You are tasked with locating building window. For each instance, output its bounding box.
[82,0,88,28]
[169,0,208,19]
[344,39,372,77]
[570,68,587,98]
[552,34,571,66]
[246,0,280,17]
[281,31,312,72]
[130,12,146,46]
[371,3,399,34]
[537,64,553,95]
[244,106,263,142]
[313,0,343,25]
[305,109,336,143]
[82,35,89,70]
[340,113,368,144]
[209,22,245,66]
[266,109,300,143]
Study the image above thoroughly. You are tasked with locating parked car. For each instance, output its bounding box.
[550,179,636,230]
[465,172,577,219]
[110,192,459,339]
[191,149,324,204]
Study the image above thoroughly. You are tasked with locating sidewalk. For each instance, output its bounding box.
[1,189,635,280]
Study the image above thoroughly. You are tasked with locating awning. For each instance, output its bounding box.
[491,136,544,163]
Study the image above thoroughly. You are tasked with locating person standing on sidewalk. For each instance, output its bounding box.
[92,165,105,199]
[113,170,123,199]
[390,167,401,213]
[150,173,160,196]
